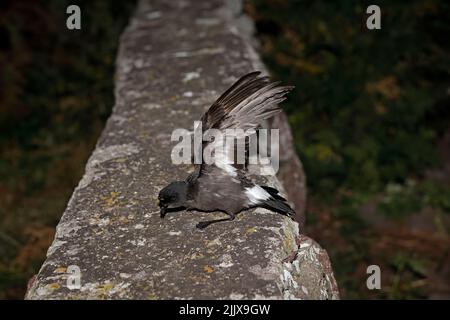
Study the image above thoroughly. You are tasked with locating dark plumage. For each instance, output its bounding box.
[158,71,295,229]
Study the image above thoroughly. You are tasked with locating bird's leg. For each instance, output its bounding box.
[160,205,167,219]
[196,213,236,229]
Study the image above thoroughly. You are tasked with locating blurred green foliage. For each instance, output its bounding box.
[378,180,450,219]
[249,0,450,299]
[0,0,135,298]
[251,0,449,194]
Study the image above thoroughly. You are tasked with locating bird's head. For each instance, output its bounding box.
[158,181,187,218]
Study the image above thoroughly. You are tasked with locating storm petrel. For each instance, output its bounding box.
[158,71,295,229]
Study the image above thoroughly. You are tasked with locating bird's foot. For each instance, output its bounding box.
[196,215,236,229]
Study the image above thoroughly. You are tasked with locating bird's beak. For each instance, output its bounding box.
[159,204,167,219]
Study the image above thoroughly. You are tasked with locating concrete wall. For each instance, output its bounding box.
[25,0,339,300]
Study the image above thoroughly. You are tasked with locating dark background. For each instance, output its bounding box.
[0,0,449,299]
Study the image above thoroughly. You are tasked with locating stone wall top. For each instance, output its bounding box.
[25,0,339,300]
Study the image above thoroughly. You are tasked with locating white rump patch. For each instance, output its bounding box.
[245,185,271,205]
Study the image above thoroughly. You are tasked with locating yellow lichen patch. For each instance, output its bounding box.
[101,191,119,208]
[47,283,61,290]
[203,265,214,273]
[282,224,297,255]
[245,227,257,235]
[96,282,114,294]
[53,267,67,273]
[118,216,129,224]
[147,293,158,300]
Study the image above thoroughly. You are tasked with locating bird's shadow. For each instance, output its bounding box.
[162,206,187,217]
[161,207,235,230]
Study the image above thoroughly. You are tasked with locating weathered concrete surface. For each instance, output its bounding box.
[25,0,338,299]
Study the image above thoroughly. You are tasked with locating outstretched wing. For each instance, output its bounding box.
[187,71,294,182]
[200,71,270,130]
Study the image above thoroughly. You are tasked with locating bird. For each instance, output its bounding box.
[158,71,295,229]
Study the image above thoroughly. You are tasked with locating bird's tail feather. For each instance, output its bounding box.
[260,186,294,218]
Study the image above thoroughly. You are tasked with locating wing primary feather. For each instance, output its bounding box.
[201,72,272,129]
[194,72,294,178]
[214,71,261,105]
